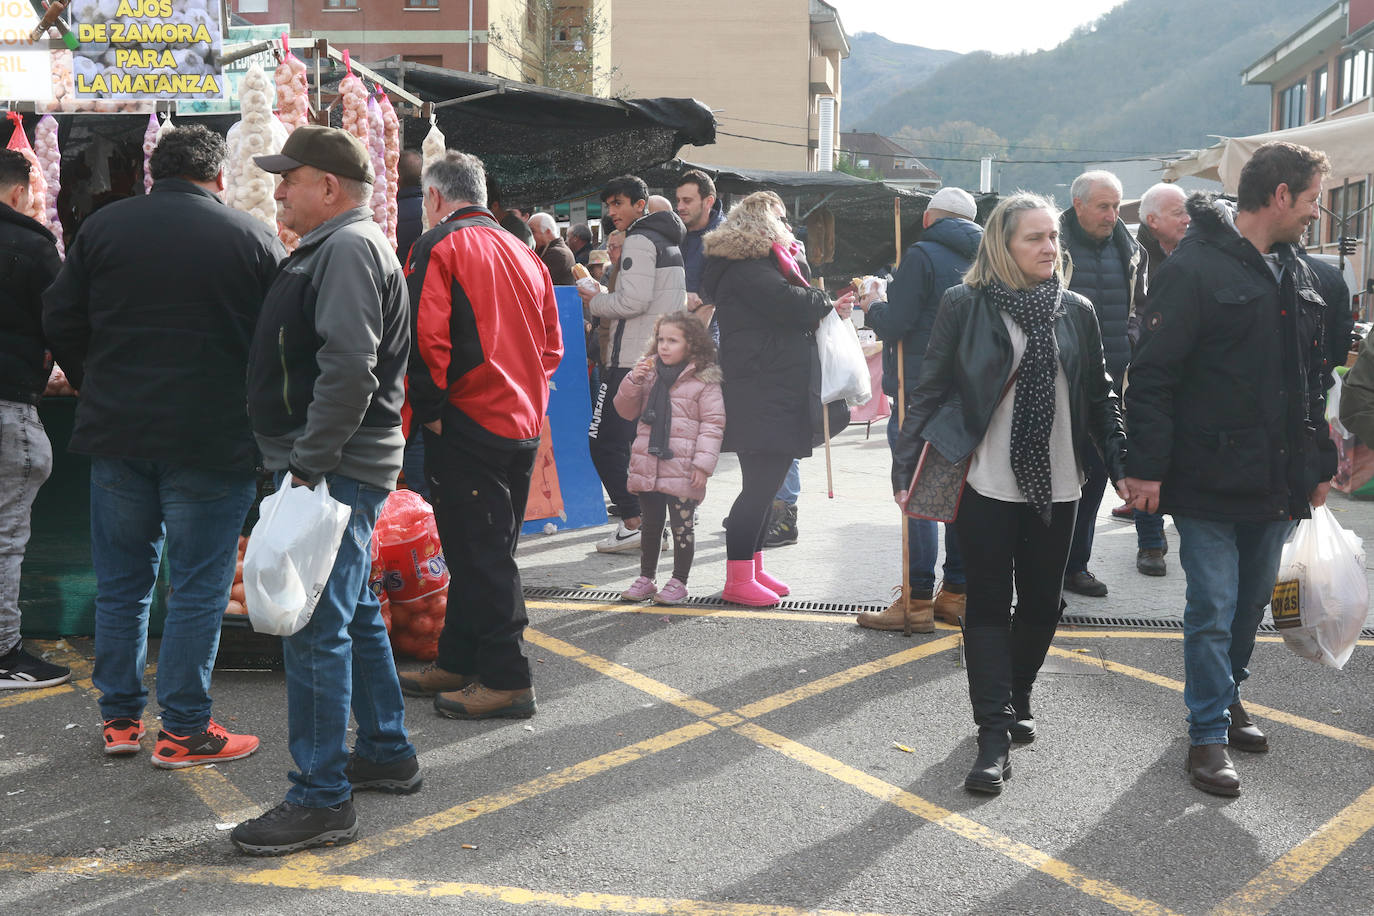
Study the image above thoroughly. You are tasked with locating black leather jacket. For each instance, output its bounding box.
[891,283,1127,492]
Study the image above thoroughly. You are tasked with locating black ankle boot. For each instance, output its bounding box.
[963,627,1015,795]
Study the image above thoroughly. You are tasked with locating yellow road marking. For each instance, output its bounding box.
[1211,783,1374,916]
[526,628,723,718]
[528,598,866,624]
[734,634,960,720]
[316,720,719,869]
[0,642,91,708]
[1048,648,1374,751]
[0,852,912,915]
[733,723,1181,916]
[0,682,77,708]
[175,765,261,822]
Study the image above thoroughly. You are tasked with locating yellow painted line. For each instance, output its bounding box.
[175,765,261,822]
[525,628,722,718]
[317,720,719,868]
[0,682,78,708]
[528,598,861,625]
[0,852,911,915]
[734,634,960,720]
[1211,783,1374,916]
[1048,648,1374,752]
[734,723,1181,916]
[0,642,92,708]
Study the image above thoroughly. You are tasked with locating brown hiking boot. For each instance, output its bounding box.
[857,588,934,633]
[399,664,475,697]
[933,586,966,625]
[433,682,536,719]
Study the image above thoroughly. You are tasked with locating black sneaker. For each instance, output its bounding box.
[345,752,423,794]
[0,643,72,690]
[1063,570,1109,597]
[231,800,359,856]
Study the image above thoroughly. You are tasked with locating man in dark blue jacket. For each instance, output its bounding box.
[0,149,68,690]
[1060,170,1144,597]
[859,187,982,632]
[676,169,723,325]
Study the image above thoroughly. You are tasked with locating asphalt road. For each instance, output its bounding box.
[3,424,1374,915]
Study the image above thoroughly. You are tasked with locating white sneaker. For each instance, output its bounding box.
[596,522,642,553]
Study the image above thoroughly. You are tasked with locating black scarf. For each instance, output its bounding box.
[986,277,1062,525]
[641,359,687,458]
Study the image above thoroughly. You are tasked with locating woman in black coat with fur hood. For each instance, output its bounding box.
[701,191,854,607]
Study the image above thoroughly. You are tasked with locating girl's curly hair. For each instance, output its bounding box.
[645,310,718,369]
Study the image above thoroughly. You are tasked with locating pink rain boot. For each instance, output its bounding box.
[753,552,790,597]
[722,559,780,607]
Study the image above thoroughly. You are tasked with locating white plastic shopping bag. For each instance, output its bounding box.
[243,479,351,637]
[1270,505,1368,669]
[817,309,872,406]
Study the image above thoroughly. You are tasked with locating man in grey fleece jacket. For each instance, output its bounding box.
[234,126,419,857]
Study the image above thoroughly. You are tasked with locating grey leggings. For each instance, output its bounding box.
[638,492,697,582]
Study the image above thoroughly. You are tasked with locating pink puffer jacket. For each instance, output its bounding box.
[614,362,725,503]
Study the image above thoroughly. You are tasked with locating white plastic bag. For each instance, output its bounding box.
[817,309,871,406]
[243,480,351,637]
[1271,505,1368,669]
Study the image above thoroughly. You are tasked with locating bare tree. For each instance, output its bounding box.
[487,0,622,96]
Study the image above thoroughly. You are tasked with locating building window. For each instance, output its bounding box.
[324,0,357,7]
[1328,181,1366,244]
[1338,49,1370,107]
[238,0,268,11]
[406,0,438,6]
[1312,66,1328,119]
[1280,81,1306,129]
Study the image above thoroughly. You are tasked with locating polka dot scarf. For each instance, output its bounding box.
[987,277,1062,525]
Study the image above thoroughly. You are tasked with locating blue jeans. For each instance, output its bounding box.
[775,459,801,505]
[90,458,255,734]
[1134,508,1165,550]
[280,473,414,807]
[887,412,964,595]
[1067,440,1108,575]
[1174,516,1294,745]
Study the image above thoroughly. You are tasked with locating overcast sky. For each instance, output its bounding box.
[834,0,1128,55]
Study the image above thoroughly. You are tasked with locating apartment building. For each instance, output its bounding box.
[1243,0,1374,262]
[610,0,848,171]
[232,0,610,91]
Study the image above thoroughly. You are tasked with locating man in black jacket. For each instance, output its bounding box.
[44,125,283,766]
[1060,170,1144,597]
[0,149,69,690]
[859,186,982,633]
[1124,142,1336,797]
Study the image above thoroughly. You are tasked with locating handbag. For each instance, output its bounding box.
[901,371,1019,523]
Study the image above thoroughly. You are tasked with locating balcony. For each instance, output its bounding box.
[810,55,835,95]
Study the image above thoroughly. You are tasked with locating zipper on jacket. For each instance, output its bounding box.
[278,326,292,416]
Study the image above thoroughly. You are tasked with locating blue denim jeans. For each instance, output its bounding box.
[1134,509,1166,550]
[90,458,255,734]
[279,473,414,808]
[1174,516,1294,745]
[887,411,964,595]
[775,459,801,505]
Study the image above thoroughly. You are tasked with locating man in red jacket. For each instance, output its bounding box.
[398,151,563,719]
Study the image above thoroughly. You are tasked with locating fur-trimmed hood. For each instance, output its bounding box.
[1185,192,1240,240]
[692,363,723,384]
[703,224,773,260]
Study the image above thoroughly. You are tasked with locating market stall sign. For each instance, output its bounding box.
[72,0,224,100]
[0,2,53,100]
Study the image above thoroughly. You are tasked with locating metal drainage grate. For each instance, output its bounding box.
[525,587,1374,638]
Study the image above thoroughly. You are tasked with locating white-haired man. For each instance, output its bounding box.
[1060,170,1144,598]
[529,211,576,285]
[1124,182,1191,577]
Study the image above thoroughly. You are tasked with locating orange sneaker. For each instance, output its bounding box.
[152,719,260,769]
[103,717,146,755]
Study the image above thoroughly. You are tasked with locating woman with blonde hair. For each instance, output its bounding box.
[891,192,1128,794]
[702,191,853,607]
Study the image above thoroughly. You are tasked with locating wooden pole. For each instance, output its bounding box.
[817,274,835,499]
[898,339,910,636]
[894,197,903,268]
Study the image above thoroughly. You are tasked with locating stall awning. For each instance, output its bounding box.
[1164,113,1374,192]
[355,63,716,204]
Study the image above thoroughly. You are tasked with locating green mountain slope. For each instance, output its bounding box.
[840,31,963,130]
[857,0,1330,192]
